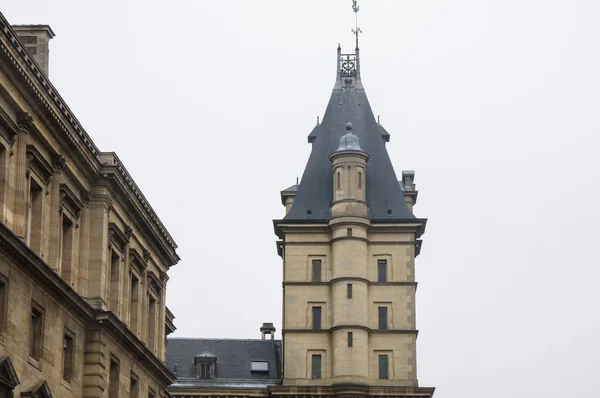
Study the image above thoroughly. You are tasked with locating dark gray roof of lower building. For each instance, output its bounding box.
[166,338,282,386]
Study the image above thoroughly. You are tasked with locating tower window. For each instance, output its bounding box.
[347,228,352,236]
[378,307,388,330]
[378,355,389,379]
[312,260,322,282]
[337,171,341,190]
[312,306,322,329]
[347,284,353,299]
[348,332,353,347]
[311,355,322,379]
[377,259,388,282]
[358,171,362,189]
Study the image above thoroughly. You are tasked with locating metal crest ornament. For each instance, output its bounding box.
[351,0,362,50]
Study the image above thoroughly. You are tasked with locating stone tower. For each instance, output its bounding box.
[273,44,435,398]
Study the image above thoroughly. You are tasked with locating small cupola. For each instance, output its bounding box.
[335,123,364,152]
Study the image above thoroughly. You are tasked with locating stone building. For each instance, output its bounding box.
[166,41,435,398]
[0,12,179,397]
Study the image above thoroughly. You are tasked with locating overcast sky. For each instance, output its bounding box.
[3,0,600,397]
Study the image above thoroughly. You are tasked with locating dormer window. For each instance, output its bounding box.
[194,352,217,380]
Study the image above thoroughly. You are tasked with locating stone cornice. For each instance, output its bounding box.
[0,14,179,268]
[0,17,101,173]
[99,152,178,266]
[268,385,435,398]
[283,327,419,336]
[94,311,174,386]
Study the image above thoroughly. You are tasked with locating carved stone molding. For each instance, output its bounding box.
[143,248,151,262]
[125,225,134,239]
[51,154,66,173]
[16,111,33,131]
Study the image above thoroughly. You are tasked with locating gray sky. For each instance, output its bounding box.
[4,0,600,396]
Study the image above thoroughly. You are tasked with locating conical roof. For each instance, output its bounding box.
[284,48,414,222]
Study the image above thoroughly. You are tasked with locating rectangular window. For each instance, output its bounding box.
[311,260,322,282]
[109,249,121,315]
[108,358,120,398]
[377,259,388,282]
[130,374,139,398]
[378,355,389,379]
[148,294,157,353]
[348,332,353,347]
[62,331,75,382]
[337,171,341,190]
[312,306,322,330]
[347,284,353,299]
[29,304,43,360]
[358,171,362,189]
[0,276,7,332]
[130,273,139,333]
[347,228,352,236]
[378,307,388,330]
[26,178,43,249]
[311,354,322,379]
[59,215,74,281]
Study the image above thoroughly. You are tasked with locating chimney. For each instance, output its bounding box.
[12,25,55,77]
[260,323,276,340]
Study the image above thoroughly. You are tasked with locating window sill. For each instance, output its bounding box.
[28,357,41,371]
[61,379,74,392]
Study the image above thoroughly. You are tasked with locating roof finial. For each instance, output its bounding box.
[296,176,299,185]
[351,1,362,51]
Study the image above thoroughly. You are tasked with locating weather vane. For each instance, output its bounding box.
[351,0,362,50]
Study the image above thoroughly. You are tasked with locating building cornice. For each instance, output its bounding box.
[0,222,95,322]
[99,152,179,266]
[0,222,174,386]
[94,311,174,386]
[0,13,179,266]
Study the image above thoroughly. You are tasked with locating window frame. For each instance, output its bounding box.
[312,306,322,330]
[378,354,389,379]
[347,283,353,299]
[378,306,388,330]
[311,259,322,282]
[29,302,44,361]
[62,328,75,383]
[377,259,388,282]
[0,274,7,334]
[311,354,322,379]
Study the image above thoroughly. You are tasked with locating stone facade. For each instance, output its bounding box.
[0,13,179,398]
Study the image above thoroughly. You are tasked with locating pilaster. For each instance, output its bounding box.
[47,156,66,272]
[78,192,92,297]
[12,111,32,239]
[87,190,112,310]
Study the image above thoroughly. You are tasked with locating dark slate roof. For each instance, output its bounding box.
[166,338,282,388]
[284,49,415,222]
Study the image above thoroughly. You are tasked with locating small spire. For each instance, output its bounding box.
[378,115,380,124]
[296,176,299,185]
[317,116,320,125]
[351,1,362,51]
